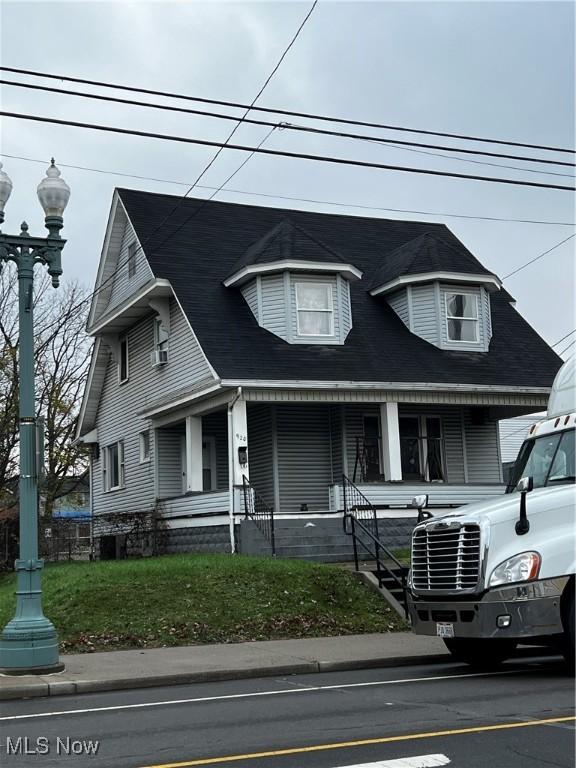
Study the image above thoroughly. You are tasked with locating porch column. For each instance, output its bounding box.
[229,398,249,485]
[185,415,203,492]
[380,403,402,481]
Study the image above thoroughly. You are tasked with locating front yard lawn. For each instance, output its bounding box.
[0,554,406,653]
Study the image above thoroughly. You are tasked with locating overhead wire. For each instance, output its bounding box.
[501,233,575,280]
[2,64,574,154]
[1,110,575,192]
[2,78,574,170]
[35,0,318,333]
[4,150,575,226]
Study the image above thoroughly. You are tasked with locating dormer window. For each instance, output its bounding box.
[445,292,479,343]
[296,282,334,336]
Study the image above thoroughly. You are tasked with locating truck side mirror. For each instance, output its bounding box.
[411,494,429,510]
[515,475,533,535]
[516,476,534,494]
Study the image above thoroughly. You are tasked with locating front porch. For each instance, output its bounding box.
[145,394,537,557]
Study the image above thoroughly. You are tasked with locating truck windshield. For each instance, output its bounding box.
[508,429,575,492]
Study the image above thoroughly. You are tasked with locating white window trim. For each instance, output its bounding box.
[127,241,137,279]
[295,281,335,337]
[103,440,125,491]
[445,291,480,344]
[118,337,129,383]
[139,430,151,464]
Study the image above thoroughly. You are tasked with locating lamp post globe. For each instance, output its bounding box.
[0,160,70,674]
[0,162,13,223]
[37,159,71,219]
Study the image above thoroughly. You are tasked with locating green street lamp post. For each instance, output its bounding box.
[0,160,70,674]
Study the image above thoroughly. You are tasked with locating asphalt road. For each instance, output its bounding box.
[0,655,573,768]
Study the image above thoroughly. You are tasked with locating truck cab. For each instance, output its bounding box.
[406,358,575,667]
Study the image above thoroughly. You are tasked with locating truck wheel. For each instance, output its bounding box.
[562,591,575,670]
[443,638,517,669]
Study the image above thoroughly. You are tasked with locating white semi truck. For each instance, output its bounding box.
[407,357,575,667]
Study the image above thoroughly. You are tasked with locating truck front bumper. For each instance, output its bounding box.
[407,577,568,640]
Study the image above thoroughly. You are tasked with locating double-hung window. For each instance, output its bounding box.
[154,317,169,353]
[139,430,151,463]
[445,292,479,342]
[103,440,125,491]
[295,282,334,336]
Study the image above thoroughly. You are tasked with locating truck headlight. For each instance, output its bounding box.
[489,552,541,588]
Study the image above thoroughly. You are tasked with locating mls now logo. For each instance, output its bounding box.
[5,737,100,756]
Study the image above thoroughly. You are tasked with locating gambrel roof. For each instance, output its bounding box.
[116,188,561,388]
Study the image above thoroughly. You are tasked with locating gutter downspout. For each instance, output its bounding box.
[227,387,242,554]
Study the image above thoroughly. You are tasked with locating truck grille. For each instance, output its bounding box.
[411,523,481,593]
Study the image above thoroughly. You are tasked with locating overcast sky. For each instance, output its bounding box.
[1,1,574,356]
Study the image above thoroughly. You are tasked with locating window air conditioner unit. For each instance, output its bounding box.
[151,349,168,366]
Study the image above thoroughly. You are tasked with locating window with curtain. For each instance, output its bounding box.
[445,292,479,342]
[295,282,334,336]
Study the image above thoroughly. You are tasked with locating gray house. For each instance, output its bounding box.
[76,189,561,557]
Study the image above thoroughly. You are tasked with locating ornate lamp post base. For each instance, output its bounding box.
[0,559,64,675]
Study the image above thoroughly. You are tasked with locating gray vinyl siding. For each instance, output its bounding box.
[106,218,153,314]
[245,271,352,344]
[387,289,410,329]
[247,405,275,508]
[463,408,503,483]
[92,300,214,516]
[260,274,288,340]
[241,279,260,324]
[439,284,490,352]
[276,404,332,513]
[499,412,543,463]
[329,405,343,481]
[157,424,184,499]
[202,411,229,490]
[290,273,340,344]
[410,284,439,345]
[483,289,493,343]
[338,275,353,341]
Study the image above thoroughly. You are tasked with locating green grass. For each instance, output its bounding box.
[0,554,406,653]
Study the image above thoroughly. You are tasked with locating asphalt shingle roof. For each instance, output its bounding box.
[369,231,496,291]
[119,188,561,388]
[227,218,356,279]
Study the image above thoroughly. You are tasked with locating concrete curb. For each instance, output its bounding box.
[0,653,451,701]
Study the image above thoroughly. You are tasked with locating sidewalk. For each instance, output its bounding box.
[0,632,448,701]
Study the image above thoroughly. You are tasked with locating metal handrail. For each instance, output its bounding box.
[242,475,276,556]
[342,474,408,612]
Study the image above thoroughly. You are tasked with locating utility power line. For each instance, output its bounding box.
[2,64,574,155]
[551,329,576,348]
[37,0,318,334]
[2,110,575,192]
[558,339,576,357]
[2,78,574,171]
[501,233,575,280]
[3,151,574,226]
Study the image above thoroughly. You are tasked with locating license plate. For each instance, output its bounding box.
[436,622,454,638]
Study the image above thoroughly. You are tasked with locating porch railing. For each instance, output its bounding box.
[242,476,276,556]
[342,474,408,614]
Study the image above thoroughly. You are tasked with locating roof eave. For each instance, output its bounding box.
[369,271,502,297]
[223,260,363,288]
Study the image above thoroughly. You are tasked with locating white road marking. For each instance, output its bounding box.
[0,668,532,723]
[333,756,450,768]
